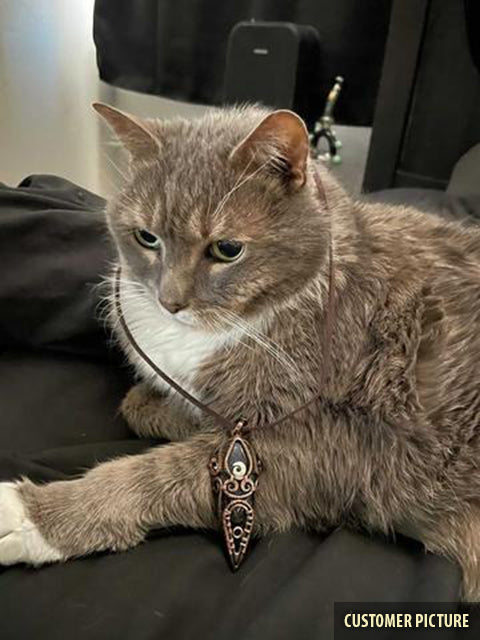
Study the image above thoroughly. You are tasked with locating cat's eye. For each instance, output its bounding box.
[208,240,245,262]
[133,228,161,250]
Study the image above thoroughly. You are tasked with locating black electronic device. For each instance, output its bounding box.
[223,21,322,130]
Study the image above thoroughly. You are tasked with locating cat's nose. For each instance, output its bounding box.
[159,298,187,314]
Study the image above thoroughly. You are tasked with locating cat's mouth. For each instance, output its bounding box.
[156,301,200,329]
[170,309,197,327]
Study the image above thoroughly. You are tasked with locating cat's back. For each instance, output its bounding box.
[355,198,480,442]
[357,198,480,267]
[357,199,480,324]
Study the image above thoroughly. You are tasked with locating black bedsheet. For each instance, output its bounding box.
[0,175,475,639]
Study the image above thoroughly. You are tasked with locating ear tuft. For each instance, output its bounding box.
[92,102,160,161]
[229,110,310,189]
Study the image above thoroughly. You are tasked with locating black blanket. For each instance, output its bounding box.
[0,175,476,639]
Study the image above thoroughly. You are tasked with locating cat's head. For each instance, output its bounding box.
[95,103,336,329]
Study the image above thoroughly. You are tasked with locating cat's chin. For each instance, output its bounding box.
[168,308,203,330]
[173,312,195,327]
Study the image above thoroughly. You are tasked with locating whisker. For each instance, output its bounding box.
[210,152,255,217]
[209,311,258,358]
[217,310,300,380]
[210,154,270,222]
[102,151,129,184]
[221,309,301,377]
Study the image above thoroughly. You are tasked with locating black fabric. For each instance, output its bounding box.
[0,176,475,639]
[93,0,393,126]
[464,0,480,74]
[364,0,480,192]
[397,0,480,189]
[0,175,110,357]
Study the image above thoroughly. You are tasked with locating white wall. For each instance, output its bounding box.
[0,0,207,196]
[0,0,102,191]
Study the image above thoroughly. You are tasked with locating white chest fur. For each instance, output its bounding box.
[117,281,232,396]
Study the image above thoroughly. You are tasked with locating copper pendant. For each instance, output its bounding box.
[209,420,261,570]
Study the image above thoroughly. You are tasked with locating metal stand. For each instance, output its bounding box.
[311,76,344,165]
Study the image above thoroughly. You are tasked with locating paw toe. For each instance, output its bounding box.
[0,483,24,537]
[0,482,63,566]
[0,531,25,565]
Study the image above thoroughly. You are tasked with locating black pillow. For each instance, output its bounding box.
[0,174,112,357]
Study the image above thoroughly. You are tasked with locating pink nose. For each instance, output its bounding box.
[159,298,186,314]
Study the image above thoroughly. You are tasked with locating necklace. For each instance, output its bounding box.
[114,167,335,570]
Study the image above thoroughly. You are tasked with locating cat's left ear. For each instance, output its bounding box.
[92,102,160,162]
[230,110,310,190]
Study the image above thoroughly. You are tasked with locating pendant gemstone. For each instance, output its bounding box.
[209,421,261,570]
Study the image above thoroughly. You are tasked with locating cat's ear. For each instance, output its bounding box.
[229,110,310,189]
[92,102,160,161]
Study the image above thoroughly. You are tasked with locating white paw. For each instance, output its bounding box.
[0,482,63,566]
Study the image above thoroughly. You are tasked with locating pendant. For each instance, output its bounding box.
[209,419,261,570]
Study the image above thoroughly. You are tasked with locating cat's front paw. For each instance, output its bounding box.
[121,383,168,438]
[121,383,192,440]
[0,482,63,566]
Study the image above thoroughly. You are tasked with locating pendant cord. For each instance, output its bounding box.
[114,274,233,431]
[114,166,335,436]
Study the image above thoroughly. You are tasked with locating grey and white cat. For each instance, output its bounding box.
[1,103,480,600]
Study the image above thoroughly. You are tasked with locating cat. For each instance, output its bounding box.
[1,102,480,601]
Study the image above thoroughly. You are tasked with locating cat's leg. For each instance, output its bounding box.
[433,510,480,602]
[121,383,199,441]
[0,432,223,565]
[401,508,480,602]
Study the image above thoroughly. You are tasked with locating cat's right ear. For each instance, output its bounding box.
[229,110,310,190]
[92,103,160,162]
